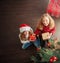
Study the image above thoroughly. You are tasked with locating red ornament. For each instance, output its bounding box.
[50,58,53,63]
[47,42,51,47]
[49,56,58,63]
[29,34,36,41]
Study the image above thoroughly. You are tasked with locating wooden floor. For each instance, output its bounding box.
[1,0,60,63]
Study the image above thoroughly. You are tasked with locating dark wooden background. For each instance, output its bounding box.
[0,0,60,63]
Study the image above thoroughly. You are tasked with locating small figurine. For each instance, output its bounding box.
[19,24,40,49]
[34,13,55,48]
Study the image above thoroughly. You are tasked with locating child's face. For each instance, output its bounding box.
[23,31,29,38]
[42,17,49,26]
[23,31,28,35]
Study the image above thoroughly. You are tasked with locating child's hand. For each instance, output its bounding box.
[48,33,52,39]
[49,33,52,36]
[47,35,51,39]
[37,35,39,37]
[29,34,36,42]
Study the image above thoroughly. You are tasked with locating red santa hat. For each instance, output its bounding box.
[19,24,33,33]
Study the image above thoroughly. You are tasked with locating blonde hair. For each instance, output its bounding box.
[36,13,55,30]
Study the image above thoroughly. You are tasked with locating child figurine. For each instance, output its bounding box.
[19,24,40,49]
[34,13,55,48]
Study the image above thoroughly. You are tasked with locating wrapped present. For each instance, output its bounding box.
[42,32,50,40]
[29,34,36,41]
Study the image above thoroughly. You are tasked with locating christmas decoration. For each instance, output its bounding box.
[47,0,60,18]
[29,34,36,41]
[31,38,60,63]
[47,42,51,47]
[19,24,32,33]
[49,56,58,63]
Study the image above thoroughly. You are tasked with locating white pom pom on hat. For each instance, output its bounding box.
[19,24,33,33]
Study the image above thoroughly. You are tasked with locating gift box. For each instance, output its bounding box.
[42,32,49,40]
[29,34,36,41]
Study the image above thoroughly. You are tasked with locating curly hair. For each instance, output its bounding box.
[36,13,55,30]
